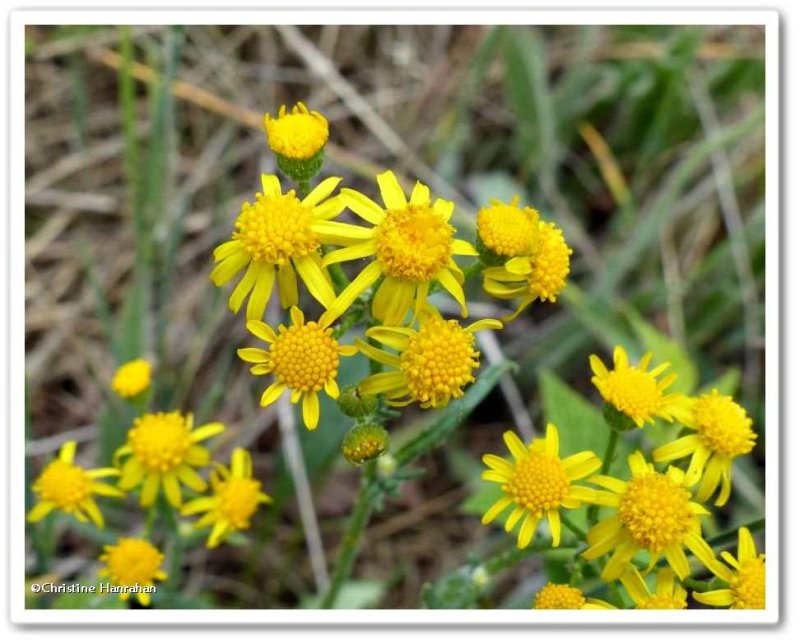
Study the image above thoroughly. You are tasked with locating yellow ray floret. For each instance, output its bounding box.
[578,452,718,582]
[111,358,152,399]
[210,174,347,320]
[653,389,756,506]
[114,411,225,508]
[181,448,272,548]
[532,582,616,610]
[98,537,167,606]
[27,441,123,528]
[238,306,357,430]
[482,219,572,319]
[356,308,502,408]
[480,424,602,548]
[619,565,688,609]
[318,170,478,327]
[693,527,765,609]
[264,102,329,161]
[476,196,539,258]
[589,345,690,428]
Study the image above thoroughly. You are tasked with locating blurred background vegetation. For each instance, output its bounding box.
[24,24,765,609]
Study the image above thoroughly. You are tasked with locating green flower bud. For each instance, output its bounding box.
[337,385,378,419]
[341,423,389,466]
[276,148,325,184]
[603,402,637,433]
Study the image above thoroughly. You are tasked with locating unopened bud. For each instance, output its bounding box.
[341,423,389,466]
[337,385,378,419]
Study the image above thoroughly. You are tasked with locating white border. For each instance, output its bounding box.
[9,8,779,626]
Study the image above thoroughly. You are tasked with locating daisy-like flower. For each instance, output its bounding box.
[653,389,756,506]
[238,306,357,430]
[181,448,272,548]
[115,411,225,508]
[619,565,688,609]
[578,452,718,582]
[27,441,122,528]
[98,537,167,606]
[318,170,478,326]
[589,346,689,428]
[210,174,347,320]
[355,307,502,408]
[480,424,602,548]
[693,527,765,609]
[264,102,328,161]
[476,196,539,260]
[111,358,152,400]
[482,219,572,320]
[532,582,616,610]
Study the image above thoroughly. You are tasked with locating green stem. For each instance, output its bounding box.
[588,430,619,525]
[707,518,765,548]
[298,179,310,198]
[320,461,378,608]
[560,514,587,541]
[484,541,574,575]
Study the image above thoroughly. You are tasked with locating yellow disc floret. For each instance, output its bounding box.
[128,412,192,473]
[533,583,587,609]
[600,368,664,423]
[214,478,263,530]
[731,556,766,609]
[527,221,572,302]
[504,452,569,514]
[264,102,329,160]
[477,197,539,257]
[374,205,454,282]
[400,317,479,406]
[234,191,319,264]
[269,321,340,392]
[618,473,694,551]
[111,359,152,399]
[32,460,93,512]
[99,537,167,605]
[692,390,756,458]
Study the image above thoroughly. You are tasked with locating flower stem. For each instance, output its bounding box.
[560,514,587,542]
[320,460,377,608]
[588,430,619,525]
[707,517,765,547]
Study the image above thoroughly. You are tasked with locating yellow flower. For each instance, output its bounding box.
[355,308,502,408]
[693,527,765,609]
[476,196,539,258]
[27,441,122,528]
[115,411,225,507]
[111,359,152,399]
[589,346,690,428]
[480,424,602,548]
[619,565,688,609]
[653,389,756,506]
[578,452,718,582]
[532,582,616,609]
[238,306,357,430]
[318,170,478,326]
[181,448,272,548]
[98,537,167,606]
[210,174,347,320]
[482,220,572,319]
[264,102,328,161]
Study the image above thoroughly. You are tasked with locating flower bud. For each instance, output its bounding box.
[337,385,378,419]
[341,422,389,466]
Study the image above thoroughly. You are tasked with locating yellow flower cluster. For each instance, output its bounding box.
[481,344,762,610]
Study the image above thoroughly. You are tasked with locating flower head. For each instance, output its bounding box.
[111,359,152,399]
[619,566,687,609]
[264,102,329,161]
[693,527,765,609]
[476,196,539,259]
[356,308,501,408]
[115,411,225,507]
[653,389,756,506]
[579,452,717,581]
[341,422,390,465]
[27,441,122,528]
[211,174,347,320]
[532,582,615,610]
[318,170,478,326]
[181,448,272,548]
[238,306,356,430]
[482,220,572,319]
[480,424,602,548]
[590,346,689,428]
[99,537,167,606]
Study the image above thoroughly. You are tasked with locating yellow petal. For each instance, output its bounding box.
[340,188,386,225]
[481,496,512,524]
[277,263,299,308]
[302,176,341,208]
[246,263,275,321]
[59,441,77,463]
[294,254,336,308]
[260,381,286,407]
[409,181,430,206]
[162,471,183,507]
[376,170,407,210]
[228,261,260,314]
[26,501,55,523]
[140,472,161,507]
[319,261,383,328]
[302,391,320,430]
